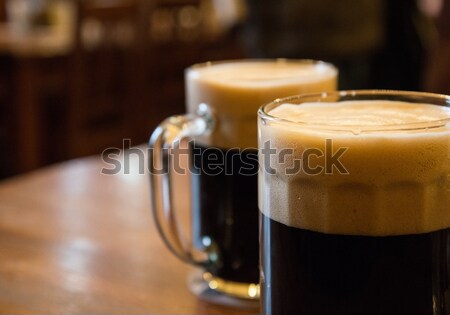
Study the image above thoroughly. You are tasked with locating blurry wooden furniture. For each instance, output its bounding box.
[68,0,245,158]
[424,0,450,94]
[0,0,246,176]
[134,0,245,142]
[0,24,73,56]
[0,22,73,174]
[0,53,14,178]
[0,0,6,22]
[68,0,140,157]
[0,150,259,314]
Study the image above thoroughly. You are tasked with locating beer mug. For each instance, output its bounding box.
[149,59,337,307]
[258,90,450,314]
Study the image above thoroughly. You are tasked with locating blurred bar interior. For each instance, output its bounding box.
[0,0,449,178]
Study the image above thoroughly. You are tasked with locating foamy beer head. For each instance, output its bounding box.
[186,59,337,148]
[259,91,450,236]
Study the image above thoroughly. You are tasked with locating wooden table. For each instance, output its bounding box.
[0,151,259,314]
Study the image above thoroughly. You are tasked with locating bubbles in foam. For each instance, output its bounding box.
[186,60,337,148]
[197,62,333,88]
[259,100,450,236]
[269,101,450,127]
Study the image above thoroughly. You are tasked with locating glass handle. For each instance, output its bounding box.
[149,104,215,266]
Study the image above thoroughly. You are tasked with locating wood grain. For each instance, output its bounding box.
[0,152,259,314]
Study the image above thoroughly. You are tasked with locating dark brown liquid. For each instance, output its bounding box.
[191,143,259,283]
[261,213,449,314]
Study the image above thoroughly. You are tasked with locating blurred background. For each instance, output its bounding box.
[0,0,448,179]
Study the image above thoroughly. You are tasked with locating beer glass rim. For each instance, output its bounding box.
[258,90,450,133]
[185,58,337,74]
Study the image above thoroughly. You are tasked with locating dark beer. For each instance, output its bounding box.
[259,97,450,313]
[184,60,336,294]
[151,60,338,302]
[261,213,449,314]
[191,143,259,283]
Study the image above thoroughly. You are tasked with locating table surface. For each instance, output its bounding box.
[0,151,259,314]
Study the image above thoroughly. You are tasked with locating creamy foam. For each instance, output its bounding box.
[186,60,337,148]
[259,100,450,236]
[270,101,450,127]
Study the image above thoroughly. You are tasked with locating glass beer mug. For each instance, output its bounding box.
[258,90,450,314]
[149,59,337,307]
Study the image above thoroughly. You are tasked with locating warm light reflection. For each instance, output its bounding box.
[57,238,97,293]
[61,273,91,293]
[208,280,218,290]
[101,146,148,185]
[418,0,443,17]
[202,272,260,300]
[248,284,259,298]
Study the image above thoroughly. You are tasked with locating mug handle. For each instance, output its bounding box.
[149,104,216,267]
